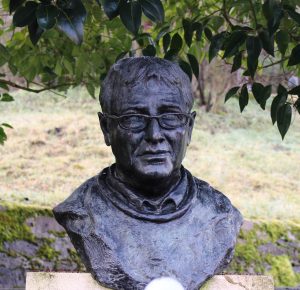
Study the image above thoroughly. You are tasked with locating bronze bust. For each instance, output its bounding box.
[53,57,243,290]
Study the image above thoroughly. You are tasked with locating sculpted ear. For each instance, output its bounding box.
[98,112,111,146]
[187,111,196,145]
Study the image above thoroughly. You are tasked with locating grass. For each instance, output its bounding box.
[0,88,299,221]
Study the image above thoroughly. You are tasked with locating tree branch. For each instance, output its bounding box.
[222,0,234,28]
[0,79,76,93]
[260,56,290,69]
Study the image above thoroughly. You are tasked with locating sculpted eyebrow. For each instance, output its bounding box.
[122,106,149,114]
[158,104,182,112]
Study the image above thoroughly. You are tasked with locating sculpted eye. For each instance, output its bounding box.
[161,114,188,128]
[120,115,145,130]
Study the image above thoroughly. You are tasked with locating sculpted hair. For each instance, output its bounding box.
[99,56,194,113]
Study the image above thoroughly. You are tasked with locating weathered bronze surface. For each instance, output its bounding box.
[53,57,243,290]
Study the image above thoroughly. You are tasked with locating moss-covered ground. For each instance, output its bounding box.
[0,203,51,251]
[0,203,84,270]
[227,220,300,287]
[0,203,299,287]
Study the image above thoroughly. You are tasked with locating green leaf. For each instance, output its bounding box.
[225,86,239,102]
[209,16,224,31]
[288,44,300,66]
[170,33,182,53]
[209,32,226,62]
[100,73,107,81]
[100,0,119,20]
[9,0,25,14]
[1,123,13,129]
[0,127,7,145]
[0,93,14,102]
[192,22,203,41]
[56,0,87,44]
[13,1,38,27]
[268,5,283,35]
[36,4,59,30]
[246,36,262,78]
[142,44,156,56]
[252,82,272,110]
[28,19,44,45]
[0,44,10,66]
[284,5,300,25]
[135,35,144,46]
[164,49,177,61]
[231,52,242,73]
[140,0,164,23]
[119,0,142,35]
[277,103,292,139]
[239,84,249,112]
[252,82,264,104]
[271,84,288,124]
[115,51,128,62]
[288,85,300,95]
[54,61,62,76]
[204,27,212,41]
[182,18,193,47]
[263,0,283,35]
[63,58,73,74]
[275,30,289,55]
[232,25,253,32]
[162,33,170,53]
[86,83,95,98]
[243,70,250,76]
[261,85,272,110]
[223,31,247,58]
[278,83,287,96]
[155,25,170,43]
[187,53,199,79]
[259,29,274,56]
[9,63,18,76]
[0,81,9,91]
[179,60,192,81]
[262,0,274,21]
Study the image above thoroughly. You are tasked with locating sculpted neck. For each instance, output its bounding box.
[114,165,182,199]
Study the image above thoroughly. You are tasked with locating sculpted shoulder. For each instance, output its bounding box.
[193,176,243,223]
[52,175,100,234]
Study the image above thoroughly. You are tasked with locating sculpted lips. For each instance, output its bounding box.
[138,150,170,163]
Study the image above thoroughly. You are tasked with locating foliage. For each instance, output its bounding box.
[0,0,300,142]
[227,220,300,287]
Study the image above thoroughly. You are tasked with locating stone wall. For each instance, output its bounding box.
[0,203,299,290]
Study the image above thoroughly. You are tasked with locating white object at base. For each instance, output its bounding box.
[145,277,185,290]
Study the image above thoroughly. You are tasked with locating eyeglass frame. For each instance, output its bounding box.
[98,112,196,131]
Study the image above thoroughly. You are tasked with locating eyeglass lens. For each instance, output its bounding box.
[119,114,189,130]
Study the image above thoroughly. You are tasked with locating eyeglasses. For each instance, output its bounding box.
[99,112,194,131]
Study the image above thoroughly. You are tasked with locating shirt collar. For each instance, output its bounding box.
[105,165,189,215]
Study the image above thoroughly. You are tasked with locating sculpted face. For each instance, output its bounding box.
[100,78,195,188]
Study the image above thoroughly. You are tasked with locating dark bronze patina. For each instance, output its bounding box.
[53,57,243,290]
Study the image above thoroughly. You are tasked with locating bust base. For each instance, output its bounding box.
[25,272,274,290]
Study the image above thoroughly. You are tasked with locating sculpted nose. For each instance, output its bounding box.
[144,118,165,143]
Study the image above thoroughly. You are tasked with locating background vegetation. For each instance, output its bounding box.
[0,89,299,221]
[0,0,299,286]
[0,0,300,143]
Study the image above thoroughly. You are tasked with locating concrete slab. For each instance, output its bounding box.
[26,272,274,290]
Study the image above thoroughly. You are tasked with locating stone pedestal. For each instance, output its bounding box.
[26,272,274,290]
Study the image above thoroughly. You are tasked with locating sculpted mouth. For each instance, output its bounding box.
[139,150,170,156]
[138,151,170,164]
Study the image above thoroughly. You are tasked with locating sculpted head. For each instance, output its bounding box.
[99,57,196,193]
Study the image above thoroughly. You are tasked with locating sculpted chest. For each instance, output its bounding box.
[69,189,239,290]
